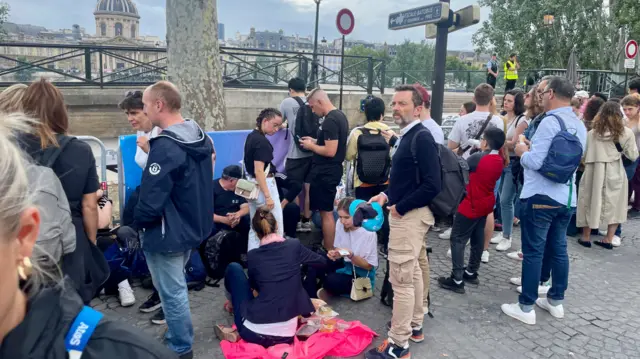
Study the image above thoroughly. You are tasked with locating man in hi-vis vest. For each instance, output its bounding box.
[504,53,520,92]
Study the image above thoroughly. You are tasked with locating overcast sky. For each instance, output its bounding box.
[5,0,482,50]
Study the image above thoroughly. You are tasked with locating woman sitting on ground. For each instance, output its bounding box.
[577,101,639,249]
[303,197,378,300]
[216,206,328,347]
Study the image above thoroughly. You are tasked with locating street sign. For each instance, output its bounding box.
[336,8,355,36]
[625,59,636,69]
[388,2,450,30]
[625,40,638,59]
[425,4,480,39]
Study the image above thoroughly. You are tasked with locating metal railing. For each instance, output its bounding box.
[0,42,386,93]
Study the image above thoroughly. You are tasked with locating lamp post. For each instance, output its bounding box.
[320,37,327,83]
[543,14,554,69]
[310,0,321,88]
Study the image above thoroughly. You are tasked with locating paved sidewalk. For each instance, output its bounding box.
[91,220,640,359]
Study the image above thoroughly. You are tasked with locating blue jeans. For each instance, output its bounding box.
[519,195,573,306]
[145,250,193,355]
[224,263,294,347]
[500,162,522,238]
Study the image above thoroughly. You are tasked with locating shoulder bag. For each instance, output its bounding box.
[457,114,493,157]
[235,138,271,201]
[350,268,373,301]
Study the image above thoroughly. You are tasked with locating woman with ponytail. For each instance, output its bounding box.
[243,108,285,251]
[216,206,327,346]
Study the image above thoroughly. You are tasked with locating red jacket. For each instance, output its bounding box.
[457,152,504,219]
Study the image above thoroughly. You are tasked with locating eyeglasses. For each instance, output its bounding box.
[541,89,553,96]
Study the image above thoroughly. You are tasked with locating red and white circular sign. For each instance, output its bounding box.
[336,9,355,36]
[625,40,638,59]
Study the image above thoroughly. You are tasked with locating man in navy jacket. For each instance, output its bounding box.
[367,85,441,359]
[134,81,214,359]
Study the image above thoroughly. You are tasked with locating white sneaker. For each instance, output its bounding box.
[119,286,136,307]
[490,234,504,244]
[501,303,536,325]
[507,250,523,261]
[439,228,452,240]
[481,250,490,263]
[612,235,621,247]
[598,229,607,236]
[517,284,551,296]
[297,221,312,233]
[496,239,512,251]
[536,298,564,319]
[446,248,452,258]
[510,277,522,286]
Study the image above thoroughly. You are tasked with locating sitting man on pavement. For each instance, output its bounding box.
[214,165,250,238]
[303,197,378,300]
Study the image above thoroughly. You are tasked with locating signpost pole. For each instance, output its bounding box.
[625,68,629,94]
[431,0,451,125]
[339,34,345,110]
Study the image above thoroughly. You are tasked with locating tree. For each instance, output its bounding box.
[166,0,227,130]
[0,3,9,41]
[472,0,623,71]
[14,56,35,82]
[343,45,389,87]
[386,40,436,86]
[614,0,640,46]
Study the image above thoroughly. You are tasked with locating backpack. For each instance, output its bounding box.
[538,114,583,185]
[292,97,321,152]
[356,128,391,185]
[200,229,241,286]
[410,129,470,217]
[184,250,207,290]
[28,137,76,263]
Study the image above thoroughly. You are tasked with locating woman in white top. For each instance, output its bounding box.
[492,89,528,251]
[119,90,161,169]
[303,197,378,301]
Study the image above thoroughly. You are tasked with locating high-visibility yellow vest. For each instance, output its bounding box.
[504,60,518,80]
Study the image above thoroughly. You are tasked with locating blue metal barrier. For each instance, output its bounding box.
[117,130,251,216]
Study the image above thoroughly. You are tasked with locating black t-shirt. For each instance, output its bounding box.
[244,130,275,177]
[213,179,247,216]
[313,109,348,167]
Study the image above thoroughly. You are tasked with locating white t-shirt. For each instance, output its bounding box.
[421,118,445,145]
[448,111,504,159]
[334,221,378,267]
[135,127,161,169]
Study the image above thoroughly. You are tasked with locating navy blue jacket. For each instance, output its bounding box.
[386,124,442,215]
[134,120,214,253]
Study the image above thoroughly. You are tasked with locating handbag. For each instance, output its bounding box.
[235,139,271,201]
[350,269,373,301]
[457,114,493,157]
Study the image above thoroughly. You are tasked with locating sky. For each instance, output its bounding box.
[5,0,482,51]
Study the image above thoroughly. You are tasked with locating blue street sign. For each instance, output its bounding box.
[388,2,450,30]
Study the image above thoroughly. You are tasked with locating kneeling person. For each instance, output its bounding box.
[438,127,506,293]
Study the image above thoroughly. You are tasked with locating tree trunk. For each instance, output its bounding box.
[166,0,226,130]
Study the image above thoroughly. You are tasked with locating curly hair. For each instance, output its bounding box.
[255,108,282,132]
[592,101,625,140]
[526,84,544,119]
[583,97,606,130]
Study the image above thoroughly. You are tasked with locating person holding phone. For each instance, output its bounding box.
[302,197,378,300]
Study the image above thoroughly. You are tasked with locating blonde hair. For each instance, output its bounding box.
[0,84,28,113]
[0,112,61,292]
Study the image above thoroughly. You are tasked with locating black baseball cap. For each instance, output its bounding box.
[222,165,242,179]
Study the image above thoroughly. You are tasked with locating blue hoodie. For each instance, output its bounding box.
[134,120,215,253]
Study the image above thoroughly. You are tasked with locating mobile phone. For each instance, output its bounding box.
[338,249,350,257]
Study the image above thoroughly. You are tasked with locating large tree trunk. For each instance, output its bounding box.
[166,0,226,130]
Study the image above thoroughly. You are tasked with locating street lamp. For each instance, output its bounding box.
[310,0,321,88]
[543,14,554,68]
[321,37,327,82]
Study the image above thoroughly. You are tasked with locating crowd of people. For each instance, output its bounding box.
[0,72,639,359]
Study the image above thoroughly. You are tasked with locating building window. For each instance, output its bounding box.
[131,24,136,38]
[100,22,107,36]
[115,23,123,37]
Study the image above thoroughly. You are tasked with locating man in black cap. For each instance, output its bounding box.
[213,165,250,238]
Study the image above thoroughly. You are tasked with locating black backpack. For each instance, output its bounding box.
[356,128,391,185]
[410,130,469,217]
[292,97,321,152]
[200,230,241,286]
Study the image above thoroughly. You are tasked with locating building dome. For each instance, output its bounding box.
[94,0,140,19]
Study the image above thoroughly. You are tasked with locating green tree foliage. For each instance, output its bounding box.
[0,3,8,41]
[614,0,640,44]
[386,40,436,86]
[472,0,623,70]
[342,45,390,86]
[15,56,36,82]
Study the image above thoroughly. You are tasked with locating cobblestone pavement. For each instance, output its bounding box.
[91,219,640,359]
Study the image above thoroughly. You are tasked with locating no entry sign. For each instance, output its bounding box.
[336,9,355,36]
[626,40,638,59]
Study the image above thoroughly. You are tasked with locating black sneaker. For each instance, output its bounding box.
[139,291,162,313]
[385,321,424,342]
[365,340,410,359]
[438,276,465,294]
[463,270,479,285]
[150,309,166,325]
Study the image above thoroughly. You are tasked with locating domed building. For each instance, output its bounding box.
[94,0,141,40]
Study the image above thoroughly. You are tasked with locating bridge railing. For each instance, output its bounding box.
[0,42,386,93]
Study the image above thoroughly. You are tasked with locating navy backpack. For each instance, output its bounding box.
[538,114,583,186]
